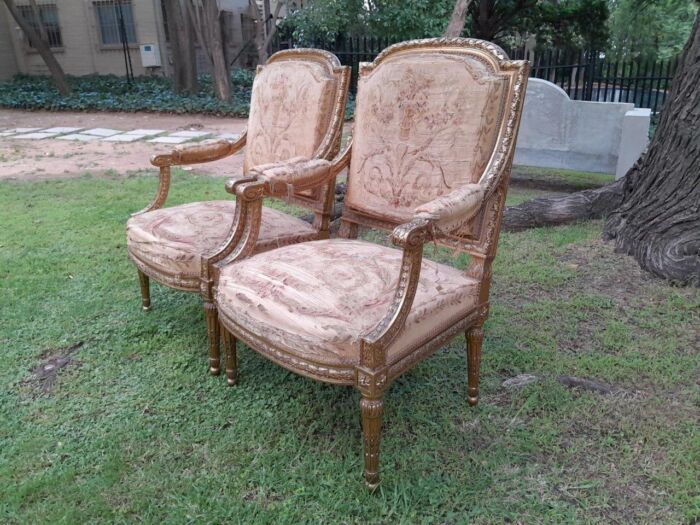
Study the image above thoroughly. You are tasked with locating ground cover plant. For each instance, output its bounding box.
[0,73,357,121]
[0,171,698,524]
[0,71,255,117]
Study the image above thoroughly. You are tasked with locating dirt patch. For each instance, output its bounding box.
[0,109,247,181]
[22,341,84,396]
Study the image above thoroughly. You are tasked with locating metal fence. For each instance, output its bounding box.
[274,36,678,114]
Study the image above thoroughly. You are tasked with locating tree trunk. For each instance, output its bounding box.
[502,179,625,232]
[203,0,230,100]
[504,12,700,285]
[253,0,282,65]
[164,0,198,94]
[603,12,700,285]
[2,0,71,96]
[444,0,472,37]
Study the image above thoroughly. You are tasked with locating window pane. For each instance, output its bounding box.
[96,2,136,45]
[17,4,62,48]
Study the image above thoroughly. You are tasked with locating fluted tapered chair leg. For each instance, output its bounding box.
[204,302,220,375]
[137,270,151,311]
[360,395,384,490]
[222,327,238,386]
[466,327,484,407]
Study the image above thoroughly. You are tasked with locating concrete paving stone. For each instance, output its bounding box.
[57,133,101,142]
[43,126,83,134]
[11,127,43,133]
[215,133,241,140]
[148,136,191,144]
[125,129,165,136]
[103,133,147,142]
[82,128,122,137]
[168,130,211,138]
[11,132,60,140]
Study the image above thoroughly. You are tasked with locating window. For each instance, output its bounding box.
[94,1,137,46]
[17,3,63,48]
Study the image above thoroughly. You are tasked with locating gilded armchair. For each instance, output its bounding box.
[214,39,529,487]
[126,49,349,375]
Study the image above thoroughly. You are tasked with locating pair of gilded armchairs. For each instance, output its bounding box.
[126,40,529,488]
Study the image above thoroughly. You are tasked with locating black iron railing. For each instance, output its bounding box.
[274,36,678,114]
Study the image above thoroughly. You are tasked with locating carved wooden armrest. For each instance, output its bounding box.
[132,132,247,216]
[151,133,247,167]
[249,138,353,197]
[358,218,431,369]
[249,157,332,196]
[413,183,485,234]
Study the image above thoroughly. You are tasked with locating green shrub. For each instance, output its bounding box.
[0,72,253,117]
[0,70,355,120]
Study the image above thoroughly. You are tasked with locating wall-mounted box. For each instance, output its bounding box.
[139,43,161,68]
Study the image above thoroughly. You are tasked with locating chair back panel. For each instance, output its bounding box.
[345,43,510,224]
[244,51,340,173]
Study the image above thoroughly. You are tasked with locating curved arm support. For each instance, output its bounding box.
[330,138,352,177]
[151,132,247,167]
[132,165,172,216]
[413,183,486,234]
[200,179,265,300]
[249,138,353,197]
[358,218,430,369]
[133,133,247,216]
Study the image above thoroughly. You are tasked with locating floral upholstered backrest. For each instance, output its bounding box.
[345,40,513,224]
[244,50,342,174]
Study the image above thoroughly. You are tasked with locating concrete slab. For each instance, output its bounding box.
[11,127,43,133]
[148,136,191,144]
[103,133,147,142]
[43,127,83,134]
[125,129,165,136]
[57,133,101,142]
[11,132,60,140]
[168,130,211,138]
[82,128,122,137]
[215,133,241,140]
[0,131,17,137]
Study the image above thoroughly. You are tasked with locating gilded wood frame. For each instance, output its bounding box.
[215,38,529,488]
[127,49,350,374]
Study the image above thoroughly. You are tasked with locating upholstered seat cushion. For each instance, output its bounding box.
[127,201,317,280]
[216,239,479,368]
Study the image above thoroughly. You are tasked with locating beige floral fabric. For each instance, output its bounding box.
[127,201,317,279]
[250,157,332,197]
[345,53,507,223]
[216,239,479,367]
[244,60,337,172]
[414,183,486,233]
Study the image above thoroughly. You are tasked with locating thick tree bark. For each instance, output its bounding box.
[203,0,230,100]
[603,12,700,285]
[444,0,472,37]
[504,12,700,285]
[188,0,230,100]
[164,0,198,94]
[502,179,625,232]
[2,0,71,96]
[253,0,282,65]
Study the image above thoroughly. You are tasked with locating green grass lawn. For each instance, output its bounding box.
[1,172,698,524]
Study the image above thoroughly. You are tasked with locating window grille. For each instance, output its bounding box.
[94,0,137,45]
[17,3,62,48]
